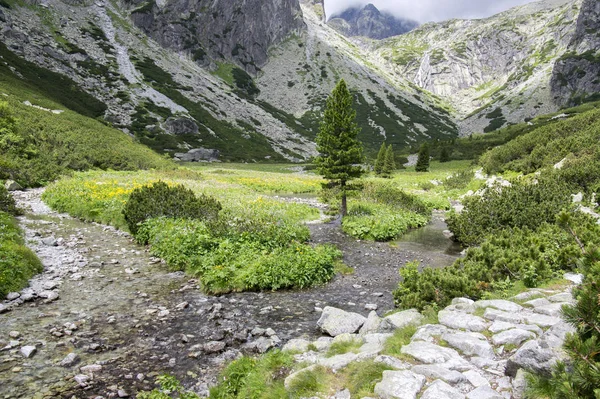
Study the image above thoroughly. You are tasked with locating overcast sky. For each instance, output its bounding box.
[324,0,538,23]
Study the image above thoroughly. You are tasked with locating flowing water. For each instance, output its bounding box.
[0,190,461,398]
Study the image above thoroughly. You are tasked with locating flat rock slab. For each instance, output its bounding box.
[443,332,495,359]
[317,352,358,371]
[317,307,366,337]
[411,364,467,384]
[524,298,551,308]
[533,303,567,317]
[492,329,536,346]
[466,385,504,399]
[401,342,464,364]
[483,308,523,324]
[411,324,450,343]
[439,310,488,332]
[374,370,426,399]
[463,370,489,388]
[283,338,311,352]
[474,300,523,313]
[523,313,561,328]
[547,293,573,303]
[421,380,465,399]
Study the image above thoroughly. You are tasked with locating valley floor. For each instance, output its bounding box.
[0,188,458,398]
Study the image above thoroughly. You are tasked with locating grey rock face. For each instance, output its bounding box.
[127,0,306,72]
[442,332,495,359]
[328,3,418,39]
[492,329,536,346]
[374,370,426,399]
[401,342,463,364]
[317,306,366,337]
[551,0,600,106]
[505,340,557,377]
[164,117,199,135]
[174,148,220,162]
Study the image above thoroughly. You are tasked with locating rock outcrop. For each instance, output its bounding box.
[328,3,418,40]
[550,0,600,106]
[173,148,219,162]
[126,0,306,72]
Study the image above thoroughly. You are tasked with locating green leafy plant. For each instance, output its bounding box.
[123,181,222,235]
[0,184,20,215]
[137,374,201,399]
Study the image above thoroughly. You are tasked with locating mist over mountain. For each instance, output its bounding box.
[328,3,419,39]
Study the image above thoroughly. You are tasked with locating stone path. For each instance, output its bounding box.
[281,277,580,399]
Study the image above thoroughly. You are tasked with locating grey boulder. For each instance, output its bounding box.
[317,307,366,337]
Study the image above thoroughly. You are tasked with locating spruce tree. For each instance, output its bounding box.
[440,147,451,163]
[374,142,386,175]
[382,144,396,178]
[415,142,430,172]
[315,79,364,217]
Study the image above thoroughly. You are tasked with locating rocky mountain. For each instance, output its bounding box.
[0,0,596,159]
[371,0,585,135]
[328,3,418,40]
[550,0,600,106]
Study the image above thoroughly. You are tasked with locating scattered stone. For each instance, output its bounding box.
[359,311,384,335]
[204,341,226,353]
[6,292,20,300]
[505,340,557,377]
[8,331,20,339]
[439,309,488,332]
[492,329,536,346]
[333,388,350,399]
[463,370,489,388]
[374,355,411,370]
[317,307,366,337]
[524,298,551,308]
[547,293,573,303]
[411,324,450,343]
[421,380,466,399]
[523,314,561,328]
[74,374,90,387]
[246,337,275,353]
[411,364,467,384]
[374,370,426,399]
[283,339,311,352]
[60,353,80,367]
[80,364,102,373]
[265,328,276,336]
[512,369,528,399]
[483,308,523,324]
[384,309,424,330]
[474,300,523,313]
[401,342,463,365]
[118,389,130,398]
[20,346,36,358]
[452,298,474,306]
[512,291,543,301]
[42,237,58,246]
[175,301,189,310]
[0,304,11,314]
[365,303,378,311]
[466,385,504,399]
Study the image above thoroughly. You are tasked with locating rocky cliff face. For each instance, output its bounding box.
[550,0,600,106]
[127,0,306,73]
[328,3,418,40]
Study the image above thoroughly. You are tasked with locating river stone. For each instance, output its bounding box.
[492,329,536,346]
[523,313,561,328]
[204,341,226,353]
[374,370,426,399]
[401,342,463,364]
[463,370,489,388]
[80,364,102,373]
[20,346,37,358]
[60,353,80,367]
[6,292,20,300]
[5,180,22,191]
[483,308,523,324]
[74,374,90,387]
[442,332,495,359]
[473,300,522,313]
[383,309,424,330]
[411,324,450,343]
[284,365,319,389]
[42,237,58,246]
[283,338,311,352]
[505,340,557,377]
[411,364,467,384]
[439,309,488,332]
[421,380,466,399]
[466,385,504,399]
[317,307,366,336]
[359,311,384,335]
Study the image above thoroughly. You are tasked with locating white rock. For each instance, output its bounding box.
[365,304,378,311]
[505,340,557,377]
[20,346,37,358]
[463,370,490,388]
[512,291,543,301]
[374,370,426,399]
[483,308,523,324]
[8,331,20,339]
[439,309,488,332]
[74,374,90,387]
[488,321,516,333]
[421,380,466,399]
[283,338,311,352]
[452,298,475,306]
[359,311,384,335]
[443,332,495,359]
[466,385,504,399]
[547,293,573,303]
[473,300,522,313]
[383,309,424,330]
[563,273,583,285]
[401,342,464,364]
[411,364,467,384]
[80,364,102,373]
[411,324,450,343]
[374,355,411,370]
[317,307,366,337]
[523,313,561,328]
[492,329,536,346]
[524,298,551,308]
[60,353,79,367]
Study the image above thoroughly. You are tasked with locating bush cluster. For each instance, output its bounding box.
[123,181,222,235]
[0,184,19,215]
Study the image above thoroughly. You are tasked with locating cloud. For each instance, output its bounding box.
[324,0,538,23]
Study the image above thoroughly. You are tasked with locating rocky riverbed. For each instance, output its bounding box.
[0,189,461,398]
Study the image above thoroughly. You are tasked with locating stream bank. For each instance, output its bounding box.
[0,189,460,398]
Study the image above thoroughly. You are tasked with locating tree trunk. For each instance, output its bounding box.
[340,180,347,217]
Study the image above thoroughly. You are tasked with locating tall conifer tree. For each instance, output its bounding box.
[374,142,386,175]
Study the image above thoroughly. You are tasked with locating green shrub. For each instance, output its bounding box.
[0,184,19,215]
[137,374,201,399]
[0,212,43,298]
[444,170,474,190]
[123,181,222,235]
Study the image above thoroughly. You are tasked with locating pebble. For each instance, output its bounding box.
[60,353,80,367]
[9,331,21,339]
[365,304,378,311]
[20,346,37,358]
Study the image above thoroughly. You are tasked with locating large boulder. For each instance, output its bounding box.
[442,332,495,359]
[174,148,220,162]
[383,309,424,330]
[4,180,22,191]
[505,340,557,377]
[164,117,199,135]
[317,307,366,337]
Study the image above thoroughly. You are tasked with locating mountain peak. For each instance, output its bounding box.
[328,3,418,39]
